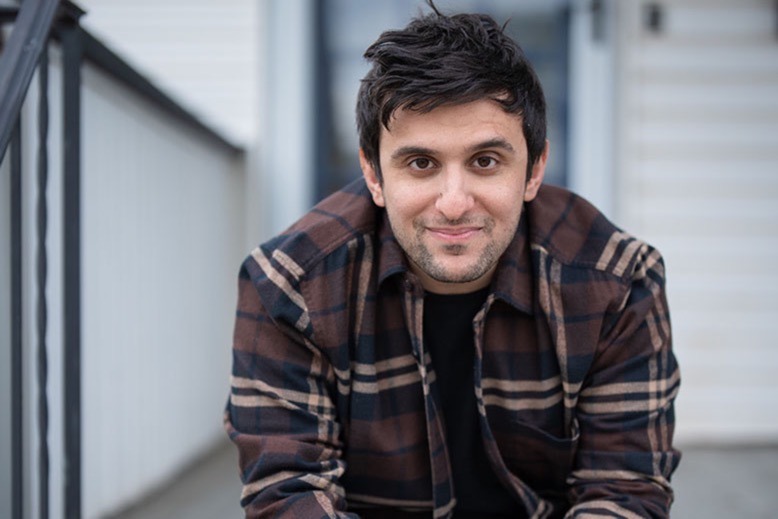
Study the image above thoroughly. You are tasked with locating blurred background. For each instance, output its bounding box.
[1,0,777,518]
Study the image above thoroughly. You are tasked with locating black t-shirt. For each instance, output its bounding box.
[423,289,523,518]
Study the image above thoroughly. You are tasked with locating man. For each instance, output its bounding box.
[225,2,680,518]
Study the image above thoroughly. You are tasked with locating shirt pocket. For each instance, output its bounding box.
[496,418,580,493]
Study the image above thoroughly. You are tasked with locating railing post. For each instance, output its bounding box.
[60,15,83,519]
[35,43,51,519]
[10,116,24,519]
[1,3,61,518]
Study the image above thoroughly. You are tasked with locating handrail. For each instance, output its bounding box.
[0,0,60,161]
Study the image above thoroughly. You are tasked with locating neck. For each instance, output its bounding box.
[410,263,495,295]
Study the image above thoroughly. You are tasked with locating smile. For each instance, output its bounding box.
[427,227,481,242]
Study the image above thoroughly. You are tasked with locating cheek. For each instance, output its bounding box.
[484,185,524,216]
[489,194,525,235]
[383,185,434,220]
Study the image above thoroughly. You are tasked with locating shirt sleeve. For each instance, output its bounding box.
[223,257,356,519]
[565,245,681,518]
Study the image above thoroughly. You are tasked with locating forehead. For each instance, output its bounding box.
[381,99,526,151]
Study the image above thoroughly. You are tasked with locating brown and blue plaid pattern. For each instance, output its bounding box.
[225,179,680,518]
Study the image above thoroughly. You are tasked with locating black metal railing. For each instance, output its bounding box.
[0,0,243,519]
[1,1,58,517]
[58,12,84,519]
[1,2,242,518]
[8,108,24,519]
[1,1,82,518]
[0,1,59,158]
[35,39,51,519]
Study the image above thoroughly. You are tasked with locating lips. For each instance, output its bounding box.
[427,226,481,241]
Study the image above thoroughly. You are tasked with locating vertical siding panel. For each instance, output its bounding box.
[616,0,778,443]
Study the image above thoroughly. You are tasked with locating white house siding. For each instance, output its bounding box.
[75,0,272,248]
[614,0,778,443]
[76,0,261,146]
[80,62,246,517]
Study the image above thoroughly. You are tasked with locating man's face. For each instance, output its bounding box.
[361,99,548,294]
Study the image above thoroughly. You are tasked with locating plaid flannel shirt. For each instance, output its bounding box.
[225,178,681,518]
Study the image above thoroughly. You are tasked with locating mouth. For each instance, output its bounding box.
[427,226,482,242]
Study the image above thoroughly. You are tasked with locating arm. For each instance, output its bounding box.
[224,257,355,518]
[566,245,681,518]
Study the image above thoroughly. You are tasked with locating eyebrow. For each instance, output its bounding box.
[390,146,435,162]
[389,138,516,162]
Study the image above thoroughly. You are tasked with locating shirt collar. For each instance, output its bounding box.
[489,214,535,315]
[376,211,411,286]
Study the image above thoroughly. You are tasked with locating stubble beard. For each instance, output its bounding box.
[398,216,508,285]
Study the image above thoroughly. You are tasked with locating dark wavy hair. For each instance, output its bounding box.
[356,0,547,180]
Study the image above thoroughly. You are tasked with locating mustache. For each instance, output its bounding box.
[422,216,482,226]
[414,216,495,230]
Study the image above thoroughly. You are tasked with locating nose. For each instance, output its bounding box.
[434,168,474,221]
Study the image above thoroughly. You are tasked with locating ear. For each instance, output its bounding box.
[360,149,386,207]
[523,140,549,202]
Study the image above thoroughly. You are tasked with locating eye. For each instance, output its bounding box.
[473,155,498,169]
[409,157,434,170]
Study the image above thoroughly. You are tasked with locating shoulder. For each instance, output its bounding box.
[240,178,378,327]
[526,185,663,283]
[259,177,377,273]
